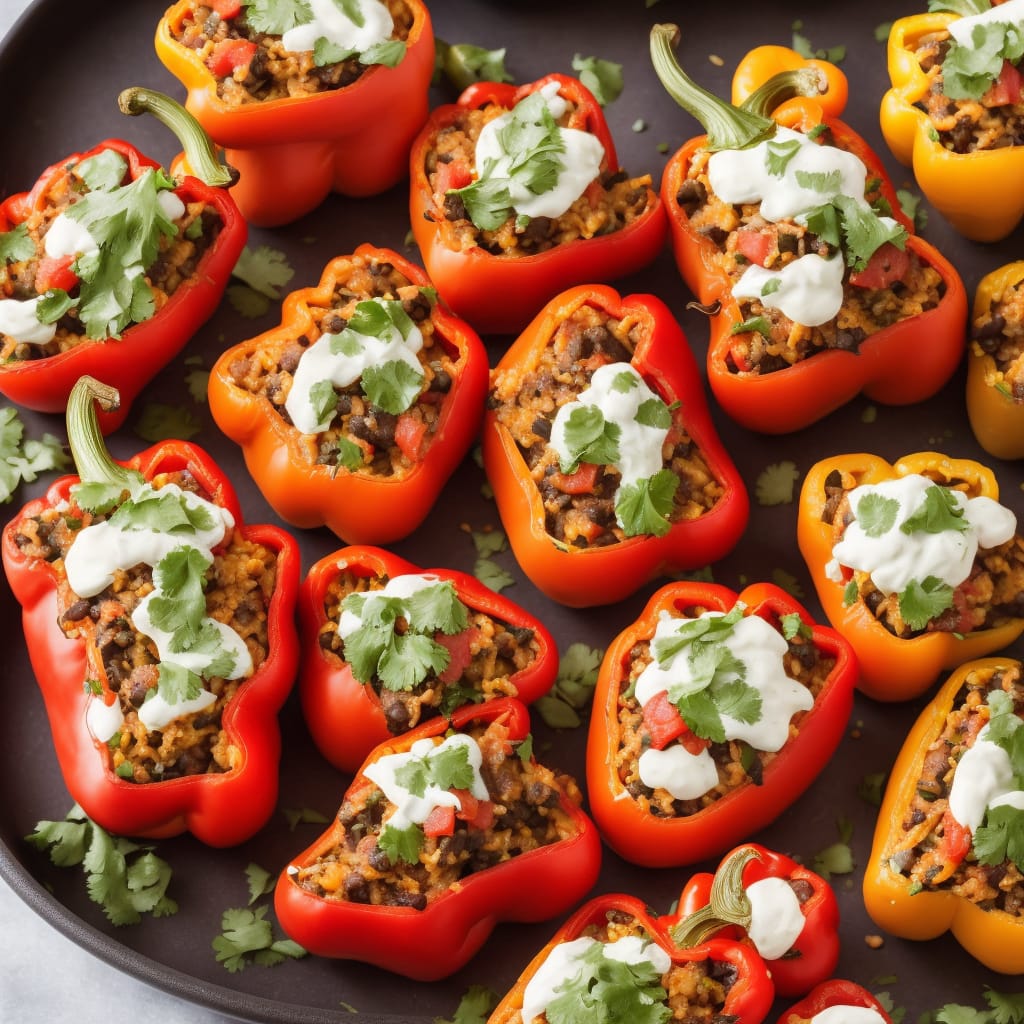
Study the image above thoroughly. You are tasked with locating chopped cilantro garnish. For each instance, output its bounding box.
[433,985,501,1024]
[557,403,621,473]
[535,643,603,729]
[900,484,967,535]
[213,905,306,972]
[942,20,1024,101]
[898,575,955,631]
[435,40,512,92]
[755,461,800,506]
[0,222,36,265]
[133,402,202,442]
[856,491,899,537]
[616,469,678,537]
[228,244,295,318]
[571,54,624,106]
[377,821,424,865]
[0,405,69,504]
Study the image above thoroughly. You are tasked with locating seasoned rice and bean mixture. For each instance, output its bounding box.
[972,271,1024,400]
[291,716,582,908]
[317,567,542,734]
[10,469,277,784]
[223,253,461,477]
[888,662,1024,916]
[489,302,725,547]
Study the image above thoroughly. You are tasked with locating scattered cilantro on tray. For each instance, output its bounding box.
[434,985,501,1024]
[0,405,69,503]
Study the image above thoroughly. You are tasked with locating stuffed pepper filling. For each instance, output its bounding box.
[972,268,1024,400]
[512,910,738,1024]
[613,600,834,817]
[888,661,1024,915]
[677,122,944,375]
[10,468,277,783]
[224,253,461,476]
[489,302,725,546]
[0,147,222,360]
[786,1010,888,1024]
[424,80,655,257]
[316,567,541,734]
[168,0,413,103]
[820,467,1024,638]
[906,0,1024,155]
[290,716,581,908]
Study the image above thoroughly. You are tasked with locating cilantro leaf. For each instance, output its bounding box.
[972,803,1024,867]
[213,905,306,972]
[378,822,424,865]
[134,403,202,442]
[616,469,678,538]
[379,632,451,690]
[0,222,36,265]
[833,194,908,271]
[76,149,129,192]
[0,405,70,504]
[435,40,512,92]
[240,0,312,35]
[313,38,356,67]
[362,39,407,68]
[943,22,1024,101]
[245,862,276,905]
[780,612,811,641]
[452,173,514,232]
[155,662,205,706]
[856,492,899,537]
[795,168,843,195]
[558,404,621,473]
[231,244,295,299]
[474,557,515,592]
[571,54,624,106]
[755,460,800,506]
[395,740,475,797]
[634,396,672,430]
[927,0,989,14]
[899,575,955,631]
[765,138,802,176]
[360,359,424,414]
[535,642,604,729]
[985,988,1024,1024]
[900,484,967,535]
[433,985,501,1024]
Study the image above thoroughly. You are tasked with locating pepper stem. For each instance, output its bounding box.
[650,24,776,152]
[740,67,829,118]
[117,86,238,188]
[671,846,761,948]
[66,376,136,491]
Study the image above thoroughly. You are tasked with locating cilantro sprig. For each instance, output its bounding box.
[0,405,69,504]
[971,690,1024,869]
[803,193,908,271]
[942,17,1024,100]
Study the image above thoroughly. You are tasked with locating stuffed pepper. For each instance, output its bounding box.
[483,283,748,608]
[863,656,1024,974]
[155,0,435,226]
[208,244,487,545]
[652,25,966,434]
[880,1,1024,243]
[967,261,1024,460]
[670,844,840,999]
[408,73,666,336]
[2,377,300,846]
[488,891,775,1024]
[798,451,1024,703]
[585,581,856,868]
[298,544,557,773]
[274,697,602,980]
[777,981,893,1024]
[0,89,245,434]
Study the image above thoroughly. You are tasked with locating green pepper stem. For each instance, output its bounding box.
[117,86,238,188]
[671,846,760,948]
[66,376,135,490]
[740,67,828,118]
[650,24,775,152]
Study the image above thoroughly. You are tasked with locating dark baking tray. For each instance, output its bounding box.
[1,1,1021,1021]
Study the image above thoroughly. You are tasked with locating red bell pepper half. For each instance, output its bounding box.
[2,377,300,846]
[298,544,558,774]
[585,581,856,867]
[777,980,894,1024]
[670,843,840,998]
[0,89,245,434]
[409,73,667,335]
[274,697,602,980]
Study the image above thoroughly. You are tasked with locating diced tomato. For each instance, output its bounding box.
[34,255,78,294]
[549,461,600,495]
[210,0,242,16]
[453,790,495,830]
[395,411,428,462]
[937,810,971,868]
[436,626,480,684]
[983,60,1023,107]
[422,804,456,837]
[734,228,774,268]
[434,159,473,205]
[848,243,910,290]
[641,691,688,750]
[206,38,258,78]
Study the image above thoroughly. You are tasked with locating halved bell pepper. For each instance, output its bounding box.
[863,656,1024,974]
[797,451,1024,703]
[408,73,667,335]
[208,243,488,545]
[273,696,602,980]
[482,283,749,608]
[653,25,967,434]
[777,980,893,1024]
[880,12,1024,243]
[670,843,840,998]
[967,260,1024,460]
[1,377,300,846]
[155,0,435,226]
[298,544,558,774]
[585,581,856,867]
[731,44,849,121]
[488,890,775,1024]
[0,89,245,434]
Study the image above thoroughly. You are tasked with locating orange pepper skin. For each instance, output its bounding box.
[661,102,967,434]
[2,441,300,846]
[489,892,775,1024]
[481,284,749,608]
[273,697,602,981]
[585,582,855,868]
[967,261,1024,460]
[298,544,558,774]
[731,45,849,120]
[797,452,1024,703]
[208,244,488,546]
[881,13,1024,243]
[408,74,667,336]
[0,139,246,434]
[863,657,1024,974]
[154,0,435,227]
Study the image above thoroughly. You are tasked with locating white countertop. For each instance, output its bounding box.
[0,2,236,1020]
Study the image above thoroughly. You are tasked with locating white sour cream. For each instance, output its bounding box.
[474,80,605,221]
[363,733,489,831]
[282,0,393,55]
[138,686,218,732]
[810,1008,890,1024]
[746,876,805,960]
[638,743,719,801]
[825,474,1017,596]
[44,213,98,261]
[732,252,846,326]
[0,296,57,345]
[948,0,1024,46]
[86,694,124,744]
[519,935,670,1024]
[948,723,1022,832]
